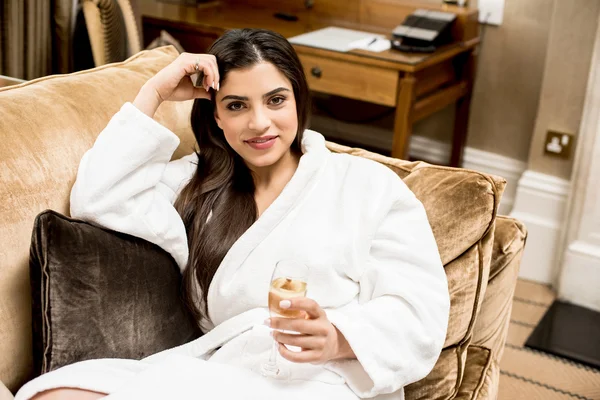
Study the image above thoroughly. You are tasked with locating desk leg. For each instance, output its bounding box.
[450,50,477,167]
[392,73,416,160]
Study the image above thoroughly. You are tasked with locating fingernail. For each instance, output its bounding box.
[264,318,271,327]
[217,82,220,91]
[280,300,291,309]
[212,81,215,89]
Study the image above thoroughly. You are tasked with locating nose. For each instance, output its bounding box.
[248,106,271,132]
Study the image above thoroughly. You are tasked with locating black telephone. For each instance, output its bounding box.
[391,9,456,53]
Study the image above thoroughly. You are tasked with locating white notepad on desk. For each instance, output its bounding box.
[289,27,390,53]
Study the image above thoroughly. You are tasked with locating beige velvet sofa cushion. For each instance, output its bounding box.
[454,345,495,400]
[0,46,194,392]
[473,216,526,353]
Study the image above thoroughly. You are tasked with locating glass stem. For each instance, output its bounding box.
[260,330,281,377]
[268,334,279,365]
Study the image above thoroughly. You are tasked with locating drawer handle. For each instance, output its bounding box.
[311,66,322,78]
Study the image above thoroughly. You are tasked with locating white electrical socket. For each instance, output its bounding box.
[544,130,573,159]
[546,137,562,154]
[478,0,505,25]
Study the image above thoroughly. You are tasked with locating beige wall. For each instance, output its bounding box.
[527,1,600,180]
[465,0,555,161]
[414,0,555,163]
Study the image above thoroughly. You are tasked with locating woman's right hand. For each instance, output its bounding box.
[133,53,220,118]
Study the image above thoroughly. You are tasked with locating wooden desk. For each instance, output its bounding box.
[141,1,479,166]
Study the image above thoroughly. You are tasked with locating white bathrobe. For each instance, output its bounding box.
[16,103,449,400]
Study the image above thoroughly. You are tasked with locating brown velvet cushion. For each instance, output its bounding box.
[29,210,201,376]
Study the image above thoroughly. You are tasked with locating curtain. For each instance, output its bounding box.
[0,0,73,80]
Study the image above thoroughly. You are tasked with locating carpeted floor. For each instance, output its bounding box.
[500,279,600,400]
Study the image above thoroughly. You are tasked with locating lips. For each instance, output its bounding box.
[244,135,278,150]
[245,135,278,143]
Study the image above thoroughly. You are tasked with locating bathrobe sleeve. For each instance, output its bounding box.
[70,102,197,270]
[325,175,450,398]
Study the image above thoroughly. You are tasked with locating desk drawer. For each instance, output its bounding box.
[298,54,398,107]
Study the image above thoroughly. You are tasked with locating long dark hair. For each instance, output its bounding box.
[174,29,311,324]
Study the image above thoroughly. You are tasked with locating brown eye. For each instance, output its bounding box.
[269,96,285,106]
[227,102,245,111]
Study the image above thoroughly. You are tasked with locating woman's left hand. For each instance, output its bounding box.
[268,297,355,364]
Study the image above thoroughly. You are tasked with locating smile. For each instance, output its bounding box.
[245,135,278,143]
[244,135,278,150]
[249,138,272,143]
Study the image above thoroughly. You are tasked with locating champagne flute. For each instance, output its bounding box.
[260,259,309,378]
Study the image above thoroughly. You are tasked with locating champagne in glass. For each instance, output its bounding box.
[260,260,308,378]
[268,277,307,318]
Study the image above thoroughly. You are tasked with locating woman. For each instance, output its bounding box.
[17,29,449,400]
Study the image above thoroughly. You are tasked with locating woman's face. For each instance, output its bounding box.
[214,62,298,170]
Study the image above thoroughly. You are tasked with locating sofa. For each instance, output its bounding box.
[0,46,527,399]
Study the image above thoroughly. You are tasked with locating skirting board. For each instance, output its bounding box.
[311,114,527,215]
[559,241,600,312]
[411,136,527,215]
[510,170,571,284]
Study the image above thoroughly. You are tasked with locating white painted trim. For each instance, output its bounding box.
[408,135,449,165]
[567,240,600,260]
[463,147,527,177]
[559,242,600,312]
[556,14,600,312]
[410,135,527,215]
[509,170,571,284]
[516,170,571,196]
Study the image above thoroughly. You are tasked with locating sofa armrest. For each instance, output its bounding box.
[454,345,497,400]
[472,216,527,355]
[456,216,527,400]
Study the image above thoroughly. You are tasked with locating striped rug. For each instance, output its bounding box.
[500,279,600,400]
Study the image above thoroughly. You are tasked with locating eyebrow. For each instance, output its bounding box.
[220,87,291,102]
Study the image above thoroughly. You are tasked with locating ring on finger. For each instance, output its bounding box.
[194,58,200,71]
